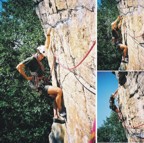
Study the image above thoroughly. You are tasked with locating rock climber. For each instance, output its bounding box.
[114,71,128,86]
[111,15,128,63]
[16,28,66,123]
[109,89,123,121]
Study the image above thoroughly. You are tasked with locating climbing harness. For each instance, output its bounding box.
[54,40,96,71]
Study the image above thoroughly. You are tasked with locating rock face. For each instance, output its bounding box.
[117,0,144,70]
[117,72,144,142]
[35,0,96,142]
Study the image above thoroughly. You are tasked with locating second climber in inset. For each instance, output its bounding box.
[111,16,128,63]
[109,89,123,121]
[16,28,66,123]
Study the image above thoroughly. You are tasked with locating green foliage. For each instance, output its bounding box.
[98,0,122,70]
[97,112,127,142]
[0,1,53,143]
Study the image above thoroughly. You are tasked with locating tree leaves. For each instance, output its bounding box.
[0,0,53,142]
[97,112,127,142]
[98,0,121,70]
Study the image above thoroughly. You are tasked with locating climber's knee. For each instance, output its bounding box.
[47,86,63,97]
[56,87,63,95]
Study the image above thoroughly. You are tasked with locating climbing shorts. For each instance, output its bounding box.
[38,84,49,95]
[116,43,122,52]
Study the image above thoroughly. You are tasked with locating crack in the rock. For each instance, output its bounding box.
[38,4,95,28]
[76,72,95,89]
[83,87,93,130]
[65,0,68,9]
[61,72,70,85]
[55,31,77,68]
[72,71,95,95]
[46,18,70,28]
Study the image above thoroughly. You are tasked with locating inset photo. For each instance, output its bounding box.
[98,0,144,70]
[98,71,144,142]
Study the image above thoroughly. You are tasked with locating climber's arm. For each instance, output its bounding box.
[45,28,52,49]
[111,16,121,30]
[111,89,118,99]
[16,63,32,81]
[114,89,118,96]
[118,17,123,29]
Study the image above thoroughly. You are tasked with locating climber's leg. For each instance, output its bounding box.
[118,44,128,62]
[111,16,121,30]
[53,101,59,119]
[47,86,63,112]
[118,16,123,29]
[123,46,128,58]
[44,85,66,118]
[53,100,65,123]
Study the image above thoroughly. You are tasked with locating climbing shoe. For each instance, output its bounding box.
[53,118,65,124]
[122,58,128,63]
[59,110,66,118]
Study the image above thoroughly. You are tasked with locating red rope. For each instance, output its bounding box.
[55,40,96,71]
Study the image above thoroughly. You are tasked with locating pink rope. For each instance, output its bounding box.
[89,119,96,143]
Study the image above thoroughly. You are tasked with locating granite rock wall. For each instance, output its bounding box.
[34,0,96,142]
[117,71,144,142]
[117,0,144,70]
